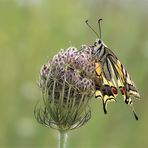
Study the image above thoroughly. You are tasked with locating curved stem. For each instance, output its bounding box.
[58,131,68,148]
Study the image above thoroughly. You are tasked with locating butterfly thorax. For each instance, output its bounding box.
[92,39,108,63]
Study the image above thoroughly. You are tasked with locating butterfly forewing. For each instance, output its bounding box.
[108,54,140,99]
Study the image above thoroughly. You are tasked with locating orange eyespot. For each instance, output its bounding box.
[119,86,125,95]
[111,86,118,95]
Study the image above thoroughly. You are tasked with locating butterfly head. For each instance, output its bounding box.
[92,39,105,55]
[94,39,102,47]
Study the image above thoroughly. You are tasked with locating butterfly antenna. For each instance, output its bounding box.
[98,18,103,39]
[85,20,99,38]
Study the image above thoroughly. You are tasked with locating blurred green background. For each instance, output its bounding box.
[0,0,148,147]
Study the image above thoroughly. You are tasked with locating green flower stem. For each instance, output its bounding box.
[58,131,68,148]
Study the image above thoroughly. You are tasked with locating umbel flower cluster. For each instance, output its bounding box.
[34,45,96,131]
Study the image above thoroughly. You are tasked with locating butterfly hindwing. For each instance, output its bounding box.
[95,62,118,114]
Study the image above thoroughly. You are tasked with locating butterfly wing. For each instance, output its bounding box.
[95,62,118,114]
[106,49,140,119]
[108,53,140,99]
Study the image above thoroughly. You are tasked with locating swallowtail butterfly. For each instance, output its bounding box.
[86,19,140,120]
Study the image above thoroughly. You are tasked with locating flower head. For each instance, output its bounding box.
[34,45,95,132]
